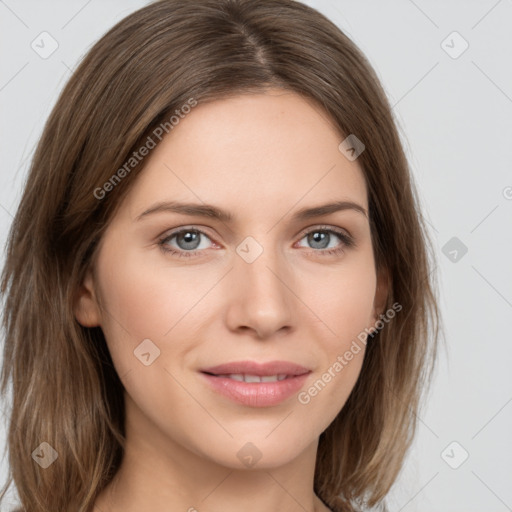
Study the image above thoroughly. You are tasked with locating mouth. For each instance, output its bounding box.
[202,373,293,382]
[201,360,311,377]
[199,361,312,407]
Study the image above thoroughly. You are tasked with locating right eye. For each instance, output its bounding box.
[158,228,216,258]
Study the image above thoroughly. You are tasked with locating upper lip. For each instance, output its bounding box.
[201,360,311,377]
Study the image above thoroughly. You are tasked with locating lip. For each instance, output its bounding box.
[201,360,311,376]
[199,360,312,407]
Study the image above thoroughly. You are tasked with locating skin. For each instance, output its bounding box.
[74,89,388,512]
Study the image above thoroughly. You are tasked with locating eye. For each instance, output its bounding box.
[296,226,354,257]
[158,228,214,258]
[158,225,355,259]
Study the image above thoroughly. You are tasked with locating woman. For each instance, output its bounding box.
[0,1,440,511]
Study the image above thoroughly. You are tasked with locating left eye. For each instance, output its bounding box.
[296,229,348,251]
[159,229,212,256]
[158,226,353,258]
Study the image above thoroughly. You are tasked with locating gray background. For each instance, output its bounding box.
[1,0,511,510]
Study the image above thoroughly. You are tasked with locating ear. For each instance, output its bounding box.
[371,265,390,324]
[73,266,102,327]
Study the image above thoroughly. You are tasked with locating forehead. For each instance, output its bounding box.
[123,91,368,223]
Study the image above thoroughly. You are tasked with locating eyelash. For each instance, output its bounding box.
[157,225,355,259]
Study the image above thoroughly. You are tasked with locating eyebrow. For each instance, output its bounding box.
[135,200,368,223]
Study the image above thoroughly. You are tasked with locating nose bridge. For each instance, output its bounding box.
[226,234,295,337]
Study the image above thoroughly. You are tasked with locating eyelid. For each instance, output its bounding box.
[158,224,216,240]
[296,223,352,240]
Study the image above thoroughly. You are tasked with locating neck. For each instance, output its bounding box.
[94,394,327,512]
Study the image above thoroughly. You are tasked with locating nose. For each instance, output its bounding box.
[224,246,295,340]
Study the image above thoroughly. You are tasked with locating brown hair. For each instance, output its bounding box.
[0,1,441,510]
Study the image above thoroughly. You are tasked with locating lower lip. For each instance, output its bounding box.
[200,372,310,407]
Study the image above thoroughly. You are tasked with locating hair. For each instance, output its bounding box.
[0,0,441,511]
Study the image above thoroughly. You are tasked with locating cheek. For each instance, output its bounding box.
[97,234,187,325]
[94,243,222,374]
[295,257,375,420]
[307,254,377,346]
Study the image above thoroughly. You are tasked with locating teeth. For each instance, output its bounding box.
[244,374,262,383]
[219,374,290,382]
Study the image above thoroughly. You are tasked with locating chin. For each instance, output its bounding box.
[194,430,315,470]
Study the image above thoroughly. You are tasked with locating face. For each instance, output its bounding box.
[75,89,387,470]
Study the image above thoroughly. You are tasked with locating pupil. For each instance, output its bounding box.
[309,231,328,249]
[179,231,200,249]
